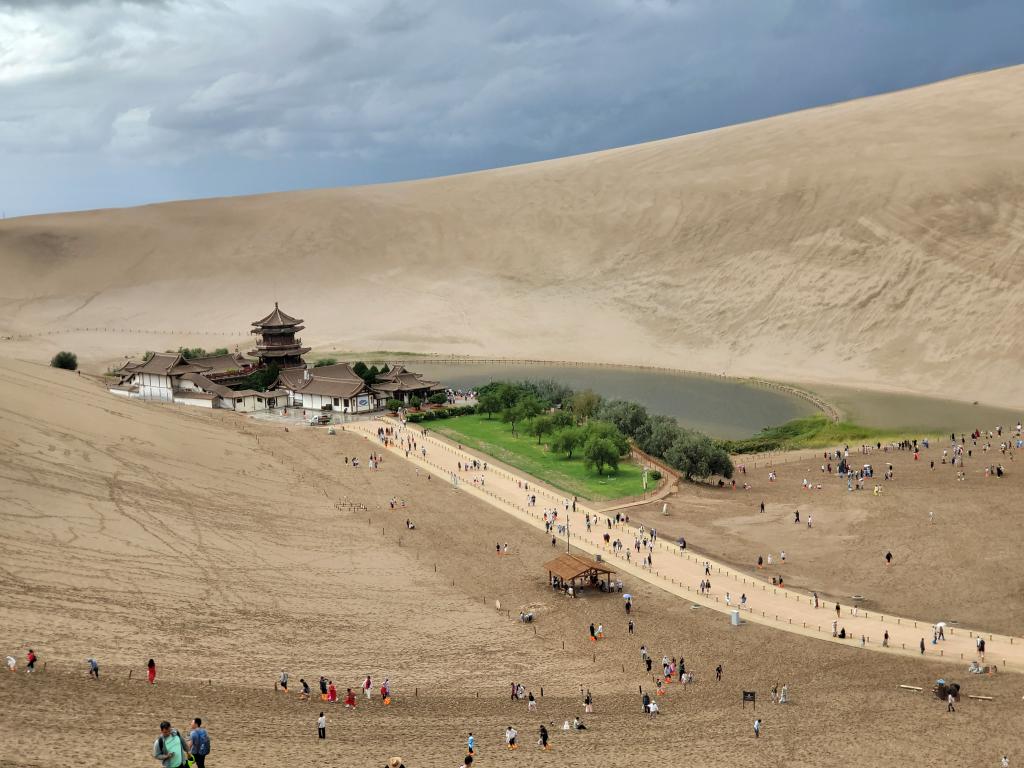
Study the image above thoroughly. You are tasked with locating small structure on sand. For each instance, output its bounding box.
[545,553,617,594]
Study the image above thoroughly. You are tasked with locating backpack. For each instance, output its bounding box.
[192,729,211,756]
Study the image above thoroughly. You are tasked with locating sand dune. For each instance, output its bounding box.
[3,359,1023,766]
[2,66,1024,407]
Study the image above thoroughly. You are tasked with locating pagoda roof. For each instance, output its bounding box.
[252,302,303,328]
[277,362,372,399]
[373,364,441,393]
[250,346,312,358]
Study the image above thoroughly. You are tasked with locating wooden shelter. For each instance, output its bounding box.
[544,553,616,589]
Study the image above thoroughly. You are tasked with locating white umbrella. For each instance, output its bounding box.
[623,594,633,600]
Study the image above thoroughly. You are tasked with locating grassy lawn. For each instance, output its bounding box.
[432,413,647,501]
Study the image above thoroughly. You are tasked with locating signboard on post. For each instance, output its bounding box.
[742,691,756,709]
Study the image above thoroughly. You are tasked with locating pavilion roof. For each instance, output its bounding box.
[278,362,372,399]
[127,353,212,376]
[252,302,303,328]
[187,352,252,374]
[544,553,616,582]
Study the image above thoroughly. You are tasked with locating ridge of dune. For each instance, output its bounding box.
[2,65,1023,407]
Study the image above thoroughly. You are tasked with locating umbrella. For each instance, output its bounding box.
[623,594,633,600]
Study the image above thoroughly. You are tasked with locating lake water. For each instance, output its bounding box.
[410,362,817,439]
[404,362,1021,438]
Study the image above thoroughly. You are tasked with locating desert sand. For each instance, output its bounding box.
[2,66,1024,407]
[2,359,1023,767]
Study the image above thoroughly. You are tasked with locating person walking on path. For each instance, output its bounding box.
[188,718,210,768]
[920,638,926,655]
[152,720,190,768]
[147,659,156,685]
[317,712,326,740]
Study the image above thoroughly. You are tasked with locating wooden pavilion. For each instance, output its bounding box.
[544,553,616,592]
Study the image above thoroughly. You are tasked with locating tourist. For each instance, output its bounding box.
[885,551,893,566]
[344,688,357,709]
[24,649,37,674]
[87,657,99,680]
[460,757,473,768]
[319,676,328,700]
[597,623,604,639]
[753,718,762,738]
[647,700,659,718]
[794,510,800,523]
[584,689,593,713]
[279,669,289,693]
[528,691,537,712]
[147,658,156,685]
[6,655,16,672]
[947,691,956,713]
[715,664,723,681]
[152,720,190,768]
[467,732,475,756]
[505,726,518,750]
[317,712,327,740]
[299,679,311,700]
[188,718,210,768]
[363,674,373,699]
[628,618,634,634]
[539,724,550,750]
[920,638,925,655]
[589,623,596,642]
[573,716,587,730]
[883,630,889,647]
[327,680,337,703]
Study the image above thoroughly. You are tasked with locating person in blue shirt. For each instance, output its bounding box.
[188,718,210,768]
[467,732,475,755]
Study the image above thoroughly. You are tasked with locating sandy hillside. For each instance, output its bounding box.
[2,66,1024,406]
[2,359,1023,766]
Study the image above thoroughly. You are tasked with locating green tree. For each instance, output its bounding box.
[526,414,556,444]
[664,432,734,481]
[581,420,629,456]
[583,435,620,476]
[379,363,390,374]
[571,389,603,422]
[409,395,423,409]
[386,398,403,412]
[212,347,229,356]
[428,392,448,405]
[637,415,681,458]
[477,390,502,419]
[352,361,369,379]
[364,365,380,384]
[314,357,338,367]
[502,394,544,437]
[551,409,575,429]
[598,399,650,439]
[239,363,279,392]
[50,351,78,371]
[177,346,208,359]
[550,426,585,458]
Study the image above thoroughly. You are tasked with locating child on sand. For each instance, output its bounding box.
[327,681,337,703]
[147,658,156,685]
[344,688,357,709]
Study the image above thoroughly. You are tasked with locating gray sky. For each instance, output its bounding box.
[1,0,1022,217]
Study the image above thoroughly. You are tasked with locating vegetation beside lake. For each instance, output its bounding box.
[722,414,940,453]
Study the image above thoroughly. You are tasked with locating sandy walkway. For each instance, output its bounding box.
[350,418,1024,672]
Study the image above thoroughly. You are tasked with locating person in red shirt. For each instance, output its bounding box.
[344,688,357,709]
[147,659,156,685]
[26,649,37,674]
[327,681,337,703]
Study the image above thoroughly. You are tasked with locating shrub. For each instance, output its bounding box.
[651,470,662,481]
[386,398,404,412]
[406,412,425,423]
[420,410,436,421]
[315,358,338,367]
[409,395,423,409]
[428,392,448,405]
[51,351,78,371]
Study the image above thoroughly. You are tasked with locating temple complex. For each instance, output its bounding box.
[249,303,310,370]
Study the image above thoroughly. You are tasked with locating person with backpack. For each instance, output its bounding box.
[188,718,210,767]
[152,720,191,768]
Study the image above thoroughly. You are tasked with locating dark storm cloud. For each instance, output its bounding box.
[1,0,1023,216]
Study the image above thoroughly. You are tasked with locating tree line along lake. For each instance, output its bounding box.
[406,362,1021,440]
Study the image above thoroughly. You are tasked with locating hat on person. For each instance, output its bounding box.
[388,759,404,768]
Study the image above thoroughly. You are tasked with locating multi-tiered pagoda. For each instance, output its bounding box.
[249,303,310,370]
